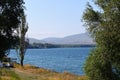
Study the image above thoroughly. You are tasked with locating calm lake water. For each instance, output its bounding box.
[9,47,93,75]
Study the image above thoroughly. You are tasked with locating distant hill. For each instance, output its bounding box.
[29,32,95,45]
[29,38,45,44]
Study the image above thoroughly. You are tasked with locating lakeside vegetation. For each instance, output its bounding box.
[28,43,95,49]
[83,0,120,80]
[0,63,87,80]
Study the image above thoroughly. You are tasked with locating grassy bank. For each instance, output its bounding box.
[0,63,87,80]
[0,68,20,80]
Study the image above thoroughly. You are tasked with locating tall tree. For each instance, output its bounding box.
[0,0,24,59]
[16,14,28,66]
[83,0,120,80]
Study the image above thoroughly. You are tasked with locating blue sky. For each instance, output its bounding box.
[24,0,92,39]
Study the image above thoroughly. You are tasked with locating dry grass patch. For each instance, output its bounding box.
[13,63,88,80]
[14,63,53,74]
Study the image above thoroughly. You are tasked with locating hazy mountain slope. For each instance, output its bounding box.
[62,33,94,44]
[28,32,95,45]
[29,38,45,44]
[41,33,95,45]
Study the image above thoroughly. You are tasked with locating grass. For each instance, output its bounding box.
[0,63,88,80]
[0,68,21,80]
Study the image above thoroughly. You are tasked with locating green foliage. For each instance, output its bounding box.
[83,0,120,80]
[0,0,24,59]
[84,48,119,80]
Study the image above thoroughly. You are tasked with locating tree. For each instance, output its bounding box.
[0,0,24,59]
[83,0,120,80]
[16,14,28,66]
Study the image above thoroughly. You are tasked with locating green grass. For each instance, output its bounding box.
[0,68,21,80]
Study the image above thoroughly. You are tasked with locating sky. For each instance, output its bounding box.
[24,0,92,39]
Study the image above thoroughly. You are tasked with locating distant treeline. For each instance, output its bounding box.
[28,43,95,49]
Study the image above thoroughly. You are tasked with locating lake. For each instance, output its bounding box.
[9,47,93,75]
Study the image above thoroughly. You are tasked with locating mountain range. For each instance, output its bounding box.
[29,32,95,45]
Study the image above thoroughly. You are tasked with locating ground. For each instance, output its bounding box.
[0,63,87,80]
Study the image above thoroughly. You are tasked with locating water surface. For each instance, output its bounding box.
[9,47,92,75]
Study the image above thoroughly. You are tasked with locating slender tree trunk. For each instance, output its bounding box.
[17,14,28,67]
[20,33,25,66]
[20,57,24,66]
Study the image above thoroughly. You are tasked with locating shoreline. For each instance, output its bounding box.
[0,62,87,80]
[24,63,84,76]
[15,63,81,76]
[13,63,87,80]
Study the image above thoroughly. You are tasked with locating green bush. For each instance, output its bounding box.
[84,48,119,80]
[83,0,120,80]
